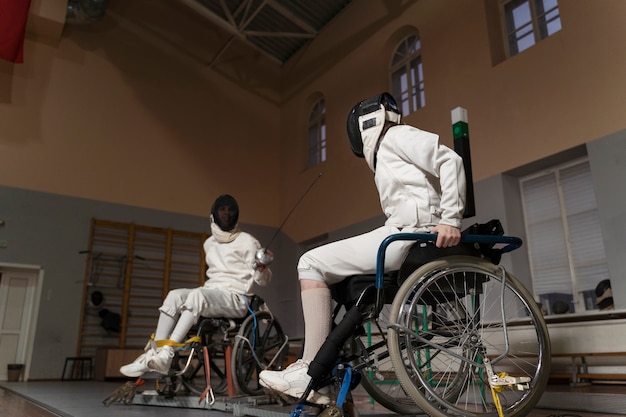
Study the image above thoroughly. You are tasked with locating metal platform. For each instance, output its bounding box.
[132,390,325,417]
[131,386,626,416]
[3,381,626,417]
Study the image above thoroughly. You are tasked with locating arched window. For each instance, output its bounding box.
[390,34,424,116]
[307,98,326,168]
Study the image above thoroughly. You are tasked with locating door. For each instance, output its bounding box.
[0,264,42,381]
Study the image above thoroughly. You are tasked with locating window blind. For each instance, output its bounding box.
[520,158,608,311]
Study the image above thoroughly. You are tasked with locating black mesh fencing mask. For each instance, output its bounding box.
[211,194,239,231]
[346,92,401,165]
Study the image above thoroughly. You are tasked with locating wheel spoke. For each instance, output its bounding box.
[232,312,287,395]
[388,256,550,417]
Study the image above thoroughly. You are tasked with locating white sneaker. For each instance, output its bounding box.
[259,360,330,405]
[119,349,156,377]
[147,345,174,374]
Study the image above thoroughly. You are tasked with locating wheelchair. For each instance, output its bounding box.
[298,221,550,417]
[153,295,288,401]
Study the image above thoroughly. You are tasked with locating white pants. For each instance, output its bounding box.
[297,225,418,284]
[159,287,248,319]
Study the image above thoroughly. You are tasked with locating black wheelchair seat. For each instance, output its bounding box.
[398,241,480,283]
[330,273,399,308]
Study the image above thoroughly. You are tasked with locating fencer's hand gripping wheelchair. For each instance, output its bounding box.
[153,295,288,402]
[293,220,551,417]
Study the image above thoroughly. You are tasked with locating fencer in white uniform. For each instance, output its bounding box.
[259,92,466,404]
[120,194,272,377]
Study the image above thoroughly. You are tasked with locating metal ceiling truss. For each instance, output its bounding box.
[176,0,352,65]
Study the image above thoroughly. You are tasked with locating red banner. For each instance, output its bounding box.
[0,0,32,63]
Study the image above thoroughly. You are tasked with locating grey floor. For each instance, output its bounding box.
[2,380,626,417]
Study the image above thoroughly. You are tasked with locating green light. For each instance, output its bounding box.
[452,121,469,140]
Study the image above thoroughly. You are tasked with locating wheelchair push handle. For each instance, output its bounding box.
[375,232,523,289]
[460,233,523,253]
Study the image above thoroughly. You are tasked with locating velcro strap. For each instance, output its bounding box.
[155,336,201,348]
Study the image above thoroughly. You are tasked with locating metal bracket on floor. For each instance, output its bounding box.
[103,379,144,406]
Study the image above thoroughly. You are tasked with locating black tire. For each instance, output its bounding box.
[388,256,551,417]
[231,311,288,395]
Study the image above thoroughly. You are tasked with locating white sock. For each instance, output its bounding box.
[154,312,177,341]
[301,287,332,363]
[169,310,197,343]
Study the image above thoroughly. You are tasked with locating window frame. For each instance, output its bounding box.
[390,33,425,116]
[307,97,326,168]
[501,0,562,57]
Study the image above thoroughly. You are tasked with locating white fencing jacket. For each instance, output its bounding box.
[373,124,466,230]
[202,222,271,296]
[298,124,466,283]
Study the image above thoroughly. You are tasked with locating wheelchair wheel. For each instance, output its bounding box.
[232,310,288,395]
[178,328,229,396]
[350,306,423,415]
[388,256,550,417]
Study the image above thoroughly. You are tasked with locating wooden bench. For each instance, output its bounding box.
[488,351,626,385]
[549,352,626,385]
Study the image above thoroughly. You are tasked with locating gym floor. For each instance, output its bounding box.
[1,381,625,417]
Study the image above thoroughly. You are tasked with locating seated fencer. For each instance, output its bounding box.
[120,194,273,377]
[259,92,465,404]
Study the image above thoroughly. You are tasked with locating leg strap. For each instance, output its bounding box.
[155,337,201,348]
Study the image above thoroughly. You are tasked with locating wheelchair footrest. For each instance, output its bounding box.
[136,371,166,380]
